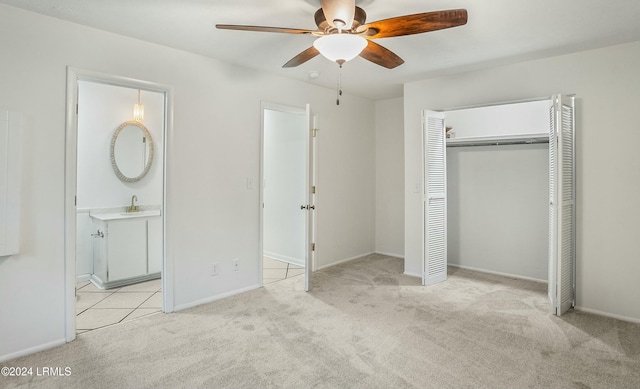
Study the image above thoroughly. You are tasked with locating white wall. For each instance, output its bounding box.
[263,109,306,266]
[77,81,164,209]
[316,99,376,268]
[405,41,640,321]
[445,100,551,139]
[0,4,375,361]
[374,98,404,258]
[447,144,549,281]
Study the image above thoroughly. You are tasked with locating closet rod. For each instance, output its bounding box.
[446,137,549,148]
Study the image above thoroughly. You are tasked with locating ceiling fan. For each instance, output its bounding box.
[216,0,468,69]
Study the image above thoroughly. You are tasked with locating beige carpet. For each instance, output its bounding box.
[3,254,640,388]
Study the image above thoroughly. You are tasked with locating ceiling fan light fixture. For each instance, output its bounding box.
[313,34,367,64]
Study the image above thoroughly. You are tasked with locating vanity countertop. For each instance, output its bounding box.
[90,207,161,221]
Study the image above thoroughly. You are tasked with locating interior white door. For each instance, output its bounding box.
[423,110,447,286]
[304,104,315,292]
[548,94,576,315]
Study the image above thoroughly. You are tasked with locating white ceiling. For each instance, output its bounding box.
[3,0,640,100]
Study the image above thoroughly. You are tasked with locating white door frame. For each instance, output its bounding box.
[64,67,174,342]
[259,102,316,287]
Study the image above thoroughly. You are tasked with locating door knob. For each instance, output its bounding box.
[309,205,315,210]
[301,205,307,210]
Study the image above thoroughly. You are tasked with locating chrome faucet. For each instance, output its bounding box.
[126,195,139,213]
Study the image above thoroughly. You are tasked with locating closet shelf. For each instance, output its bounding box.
[446,133,549,147]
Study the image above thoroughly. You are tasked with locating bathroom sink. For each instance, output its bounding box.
[90,209,161,221]
[119,209,161,217]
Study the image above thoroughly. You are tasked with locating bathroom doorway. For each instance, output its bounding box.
[64,68,173,341]
[260,103,315,287]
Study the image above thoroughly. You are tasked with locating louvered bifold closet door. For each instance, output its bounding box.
[548,103,557,312]
[549,95,576,315]
[557,95,576,314]
[423,111,447,286]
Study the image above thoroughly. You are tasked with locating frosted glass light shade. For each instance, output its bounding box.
[133,103,144,122]
[313,34,367,63]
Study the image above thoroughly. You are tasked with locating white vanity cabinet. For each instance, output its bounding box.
[90,210,162,289]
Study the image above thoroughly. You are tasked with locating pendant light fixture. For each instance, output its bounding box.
[133,89,144,122]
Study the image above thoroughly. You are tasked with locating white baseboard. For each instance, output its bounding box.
[173,284,261,312]
[0,338,66,363]
[76,274,91,283]
[374,251,404,259]
[403,271,422,278]
[448,263,547,284]
[574,306,640,324]
[263,251,304,267]
[316,252,376,271]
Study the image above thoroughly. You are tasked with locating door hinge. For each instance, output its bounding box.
[76,104,78,115]
[312,186,316,194]
[312,128,318,137]
[75,196,77,206]
[312,243,315,251]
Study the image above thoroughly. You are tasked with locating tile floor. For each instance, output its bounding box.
[75,278,162,334]
[263,257,304,284]
[75,259,300,334]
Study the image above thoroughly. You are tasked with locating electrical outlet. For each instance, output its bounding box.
[211,263,219,276]
[233,259,239,271]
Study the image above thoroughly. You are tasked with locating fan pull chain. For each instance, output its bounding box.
[336,63,343,106]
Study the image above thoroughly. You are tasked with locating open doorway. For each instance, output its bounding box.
[261,105,308,285]
[65,68,173,341]
[74,81,165,334]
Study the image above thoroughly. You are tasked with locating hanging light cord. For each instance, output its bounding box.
[336,63,343,106]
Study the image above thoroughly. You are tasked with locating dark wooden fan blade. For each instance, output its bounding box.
[359,40,404,69]
[216,24,315,35]
[283,46,320,68]
[365,9,467,39]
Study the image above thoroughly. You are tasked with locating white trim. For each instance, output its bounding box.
[573,306,640,325]
[435,95,558,113]
[403,271,422,278]
[259,104,265,286]
[448,263,547,284]
[263,252,304,267]
[261,101,306,115]
[76,274,91,283]
[374,251,404,259]
[173,284,261,312]
[64,67,79,342]
[315,252,376,271]
[0,339,66,363]
[162,72,175,314]
[65,67,175,343]
[0,110,22,257]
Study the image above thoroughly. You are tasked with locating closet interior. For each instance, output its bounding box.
[422,95,576,316]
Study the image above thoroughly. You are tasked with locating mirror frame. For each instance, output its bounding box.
[110,120,154,182]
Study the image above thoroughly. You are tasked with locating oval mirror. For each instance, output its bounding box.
[110,121,154,182]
